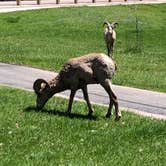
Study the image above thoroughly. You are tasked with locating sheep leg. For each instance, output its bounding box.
[110,46,114,57]
[101,79,121,120]
[106,100,114,118]
[107,43,111,57]
[67,89,76,115]
[82,86,94,116]
[107,44,113,58]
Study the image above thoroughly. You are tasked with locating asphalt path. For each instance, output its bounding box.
[0,62,166,119]
[0,1,166,120]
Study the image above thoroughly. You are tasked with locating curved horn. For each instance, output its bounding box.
[103,21,111,27]
[33,79,49,94]
[111,22,118,29]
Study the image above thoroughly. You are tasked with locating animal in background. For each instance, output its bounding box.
[103,21,118,58]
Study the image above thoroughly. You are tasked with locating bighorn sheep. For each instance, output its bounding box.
[33,53,121,120]
[103,21,118,58]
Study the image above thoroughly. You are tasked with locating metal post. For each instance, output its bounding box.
[16,0,20,5]
[37,0,41,5]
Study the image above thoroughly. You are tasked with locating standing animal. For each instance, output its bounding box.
[103,21,118,58]
[33,53,121,120]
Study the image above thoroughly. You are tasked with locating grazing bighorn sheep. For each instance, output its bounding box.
[103,21,118,58]
[33,53,121,120]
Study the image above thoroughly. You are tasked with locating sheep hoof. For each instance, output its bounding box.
[87,111,93,117]
[105,113,112,118]
[66,111,71,116]
[115,115,121,121]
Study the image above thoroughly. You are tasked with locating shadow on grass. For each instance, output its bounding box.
[24,106,97,121]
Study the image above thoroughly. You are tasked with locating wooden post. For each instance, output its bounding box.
[108,0,111,2]
[74,0,78,3]
[92,0,96,3]
[124,0,127,1]
[56,0,60,4]
[37,0,41,5]
[16,0,20,5]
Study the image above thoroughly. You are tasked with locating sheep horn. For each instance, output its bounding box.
[111,22,118,29]
[103,21,111,27]
[33,79,49,94]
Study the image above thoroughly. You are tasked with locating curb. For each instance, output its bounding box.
[1,84,166,120]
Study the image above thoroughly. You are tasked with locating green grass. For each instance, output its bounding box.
[0,4,166,92]
[0,86,166,165]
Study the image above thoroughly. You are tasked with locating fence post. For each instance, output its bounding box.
[92,0,96,3]
[37,0,41,5]
[108,0,111,2]
[56,0,60,4]
[74,0,78,3]
[16,0,20,5]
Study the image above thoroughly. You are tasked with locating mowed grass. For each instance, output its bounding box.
[0,86,166,165]
[0,4,166,92]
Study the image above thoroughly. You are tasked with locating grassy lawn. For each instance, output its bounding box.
[0,4,166,92]
[0,86,166,165]
[0,4,165,165]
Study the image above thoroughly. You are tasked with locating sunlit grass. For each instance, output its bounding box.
[0,4,166,92]
[0,86,166,165]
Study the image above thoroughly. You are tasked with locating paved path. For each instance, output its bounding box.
[0,62,166,119]
[0,0,165,13]
[0,1,166,119]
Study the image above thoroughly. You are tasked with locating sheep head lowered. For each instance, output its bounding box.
[33,79,52,110]
[33,53,121,120]
[103,21,118,58]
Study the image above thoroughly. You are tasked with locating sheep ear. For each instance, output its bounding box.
[33,79,49,94]
[111,22,118,29]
